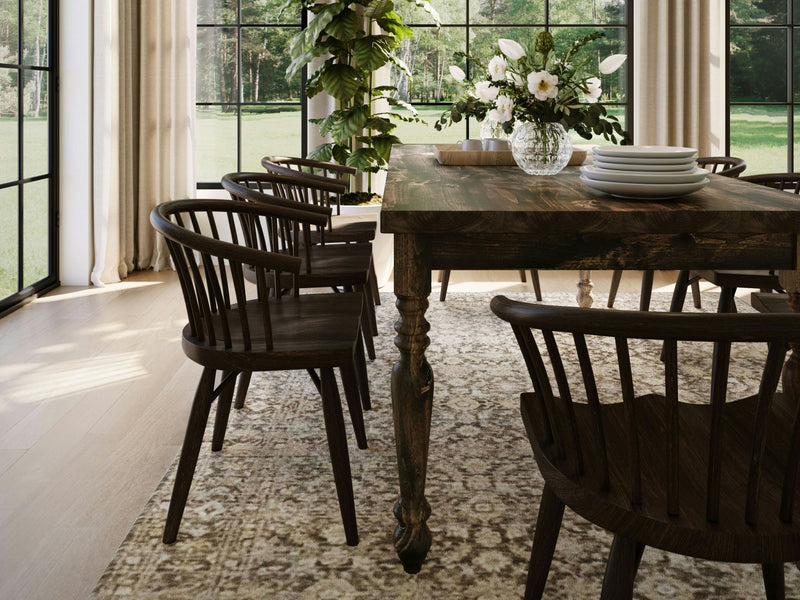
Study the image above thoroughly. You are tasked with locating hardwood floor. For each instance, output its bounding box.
[0,268,688,600]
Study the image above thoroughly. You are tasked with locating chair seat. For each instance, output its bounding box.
[526,391,800,565]
[691,269,781,290]
[182,293,363,370]
[244,243,373,288]
[309,214,376,244]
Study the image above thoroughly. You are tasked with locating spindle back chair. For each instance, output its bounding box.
[151,199,369,546]
[490,296,800,599]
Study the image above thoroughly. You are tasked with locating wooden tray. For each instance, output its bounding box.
[434,144,587,167]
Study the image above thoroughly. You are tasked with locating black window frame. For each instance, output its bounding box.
[0,0,59,317]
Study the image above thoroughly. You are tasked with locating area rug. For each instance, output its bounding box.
[89,291,800,599]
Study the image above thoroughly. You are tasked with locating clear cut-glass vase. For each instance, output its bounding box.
[510,121,573,175]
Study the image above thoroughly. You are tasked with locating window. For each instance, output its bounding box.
[391,0,632,145]
[728,0,798,174]
[196,0,306,186]
[0,0,58,315]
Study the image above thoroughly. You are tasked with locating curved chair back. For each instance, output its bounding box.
[491,295,800,564]
[742,173,800,194]
[696,156,746,177]
[262,156,354,214]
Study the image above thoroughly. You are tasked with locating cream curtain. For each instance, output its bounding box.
[633,0,726,156]
[91,1,196,286]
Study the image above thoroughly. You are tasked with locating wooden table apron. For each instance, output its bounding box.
[380,144,800,574]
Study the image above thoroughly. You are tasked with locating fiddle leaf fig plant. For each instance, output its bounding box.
[283,0,439,186]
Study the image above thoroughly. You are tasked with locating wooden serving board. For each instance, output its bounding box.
[433,144,587,167]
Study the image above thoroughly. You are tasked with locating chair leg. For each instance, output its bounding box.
[358,293,376,360]
[319,367,359,546]
[233,371,252,409]
[163,367,216,544]
[718,286,737,313]
[607,270,623,308]
[354,330,372,410]
[368,257,381,305]
[440,269,451,302]
[762,563,785,600]
[306,368,322,393]
[211,370,237,452]
[690,278,702,308]
[518,269,527,282]
[530,269,543,301]
[339,361,368,449]
[669,270,691,313]
[360,283,378,337]
[639,270,654,312]
[599,535,642,600]
[524,484,565,600]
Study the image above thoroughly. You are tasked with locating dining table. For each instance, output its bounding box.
[380,143,800,574]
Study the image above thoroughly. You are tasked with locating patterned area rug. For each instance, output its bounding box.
[90,291,800,599]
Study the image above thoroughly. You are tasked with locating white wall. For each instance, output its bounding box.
[58,0,93,285]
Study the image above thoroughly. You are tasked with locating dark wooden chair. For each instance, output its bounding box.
[439,269,542,302]
[151,198,369,546]
[608,156,748,310]
[261,155,377,245]
[222,171,378,356]
[491,295,800,599]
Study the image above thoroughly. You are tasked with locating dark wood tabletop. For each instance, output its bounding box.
[380,144,800,575]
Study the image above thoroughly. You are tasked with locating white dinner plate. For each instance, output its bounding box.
[590,153,697,165]
[581,165,709,184]
[580,175,709,199]
[592,145,698,159]
[593,158,697,172]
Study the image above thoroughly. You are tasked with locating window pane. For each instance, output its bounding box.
[731,0,787,25]
[470,0,544,25]
[22,178,47,287]
[795,108,800,171]
[23,69,46,178]
[1,1,19,63]
[23,0,47,66]
[397,0,465,26]
[552,27,628,103]
[241,108,301,171]
[730,27,787,102]
[197,26,237,103]
[795,28,800,103]
[196,106,238,182]
[550,0,626,24]
[393,27,465,104]
[242,28,301,101]
[0,68,18,184]
[469,26,537,65]
[243,0,302,24]
[729,105,788,175]
[392,106,466,144]
[198,0,237,24]
[0,186,18,297]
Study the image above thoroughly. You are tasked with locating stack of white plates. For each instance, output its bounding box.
[580,146,710,199]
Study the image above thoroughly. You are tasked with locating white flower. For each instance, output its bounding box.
[474,80,499,102]
[498,38,526,60]
[599,54,627,74]
[527,70,559,101]
[583,76,602,103]
[508,72,524,87]
[487,55,507,81]
[449,65,466,82]
[489,94,515,123]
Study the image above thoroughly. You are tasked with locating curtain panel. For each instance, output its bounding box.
[91,1,196,286]
[633,0,726,156]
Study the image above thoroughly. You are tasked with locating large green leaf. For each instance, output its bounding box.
[289,3,347,58]
[324,7,361,41]
[364,116,395,133]
[308,143,334,162]
[346,147,382,171]
[332,144,350,165]
[387,53,412,79]
[353,35,394,71]
[402,0,440,25]
[328,105,371,141]
[376,11,413,40]
[364,0,394,19]
[321,64,363,101]
[371,133,401,161]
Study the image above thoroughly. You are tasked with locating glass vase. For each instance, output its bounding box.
[510,121,573,176]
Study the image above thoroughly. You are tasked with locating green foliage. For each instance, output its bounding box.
[284,0,438,180]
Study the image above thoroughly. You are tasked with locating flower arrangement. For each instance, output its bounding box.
[434,30,631,145]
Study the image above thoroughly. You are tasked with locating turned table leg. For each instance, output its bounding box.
[391,234,434,573]
[577,269,594,308]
